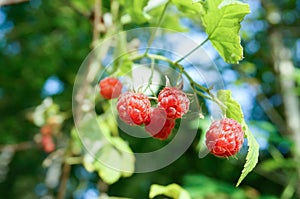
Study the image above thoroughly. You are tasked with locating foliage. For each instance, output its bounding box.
[1,0,300,199]
[149,184,191,199]
[217,90,259,186]
[198,0,250,64]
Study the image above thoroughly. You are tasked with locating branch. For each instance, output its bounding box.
[0,0,29,6]
[92,0,102,47]
[57,161,71,199]
[0,141,36,152]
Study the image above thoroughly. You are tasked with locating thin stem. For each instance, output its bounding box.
[144,1,170,55]
[175,37,209,64]
[194,89,212,100]
[143,57,156,96]
[130,52,227,110]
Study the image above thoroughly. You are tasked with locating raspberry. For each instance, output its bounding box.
[205,118,244,157]
[99,77,122,99]
[41,135,55,153]
[158,87,190,119]
[145,108,175,140]
[40,125,52,135]
[117,91,151,125]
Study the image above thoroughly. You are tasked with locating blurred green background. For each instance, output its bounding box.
[0,0,300,198]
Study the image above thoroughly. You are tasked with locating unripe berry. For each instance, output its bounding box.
[205,118,244,157]
[99,77,122,99]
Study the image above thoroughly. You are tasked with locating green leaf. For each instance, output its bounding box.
[120,0,149,24]
[217,90,259,186]
[70,128,83,155]
[149,184,191,199]
[111,32,133,77]
[70,0,93,15]
[81,113,135,184]
[172,0,202,15]
[95,145,122,184]
[110,137,135,177]
[217,90,243,124]
[201,0,250,64]
[236,125,259,186]
[144,0,187,31]
[143,0,169,13]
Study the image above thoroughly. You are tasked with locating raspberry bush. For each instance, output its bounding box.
[17,0,264,197]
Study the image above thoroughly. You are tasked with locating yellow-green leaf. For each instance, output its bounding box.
[149,184,191,199]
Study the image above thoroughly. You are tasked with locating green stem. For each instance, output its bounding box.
[144,0,170,55]
[130,52,226,110]
[175,37,209,64]
[143,57,156,96]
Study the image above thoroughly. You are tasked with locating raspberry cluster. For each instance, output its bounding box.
[116,87,189,140]
[99,77,245,156]
[205,118,244,157]
[99,77,190,140]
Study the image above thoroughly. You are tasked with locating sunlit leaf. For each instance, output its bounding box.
[236,125,259,186]
[144,0,187,31]
[217,90,243,124]
[120,0,149,24]
[111,137,135,176]
[217,90,259,186]
[70,128,83,155]
[172,0,202,15]
[143,0,169,13]
[200,0,250,63]
[149,184,191,199]
[95,145,122,184]
[112,32,133,77]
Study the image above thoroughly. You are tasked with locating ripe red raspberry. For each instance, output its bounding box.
[99,77,122,99]
[40,125,52,135]
[158,87,190,119]
[205,118,244,157]
[41,135,55,153]
[117,91,151,125]
[145,108,175,140]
